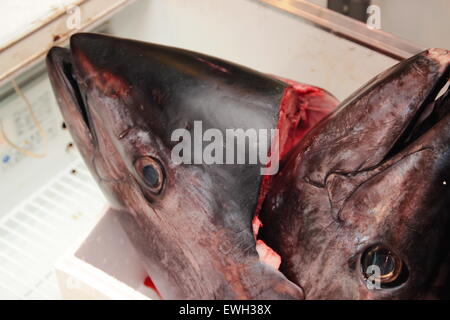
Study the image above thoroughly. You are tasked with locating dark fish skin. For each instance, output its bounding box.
[259,49,450,299]
[45,33,337,299]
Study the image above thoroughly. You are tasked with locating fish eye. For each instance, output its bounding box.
[135,156,165,194]
[361,245,409,288]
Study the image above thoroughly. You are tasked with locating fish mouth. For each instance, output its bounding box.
[46,46,91,132]
[389,65,450,158]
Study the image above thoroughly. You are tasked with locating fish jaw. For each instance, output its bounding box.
[46,33,333,299]
[46,47,94,160]
[260,49,450,299]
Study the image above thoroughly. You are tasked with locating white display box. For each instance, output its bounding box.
[55,208,159,300]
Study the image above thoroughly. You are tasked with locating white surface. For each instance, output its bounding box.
[0,72,78,214]
[110,0,398,101]
[372,0,450,49]
[0,0,77,47]
[0,158,107,299]
[305,0,327,7]
[56,209,158,300]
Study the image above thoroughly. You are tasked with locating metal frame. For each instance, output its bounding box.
[0,0,134,87]
[0,0,424,87]
[258,0,423,61]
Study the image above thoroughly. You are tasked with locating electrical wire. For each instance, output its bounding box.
[0,79,48,159]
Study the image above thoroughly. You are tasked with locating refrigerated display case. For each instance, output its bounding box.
[1,0,444,299]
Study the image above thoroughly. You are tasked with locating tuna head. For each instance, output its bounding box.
[259,49,450,299]
[46,33,312,299]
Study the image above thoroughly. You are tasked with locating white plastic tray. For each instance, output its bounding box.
[56,207,159,300]
[0,159,107,299]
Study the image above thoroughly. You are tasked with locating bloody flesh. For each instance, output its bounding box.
[144,276,161,297]
[253,79,338,269]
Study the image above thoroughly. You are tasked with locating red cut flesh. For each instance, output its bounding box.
[254,77,339,269]
[276,78,339,160]
[144,276,161,297]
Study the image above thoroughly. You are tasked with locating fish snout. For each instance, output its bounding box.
[46,46,94,157]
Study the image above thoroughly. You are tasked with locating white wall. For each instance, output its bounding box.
[313,0,450,49]
[109,0,397,101]
[305,0,328,7]
[274,0,449,49]
[372,0,450,49]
